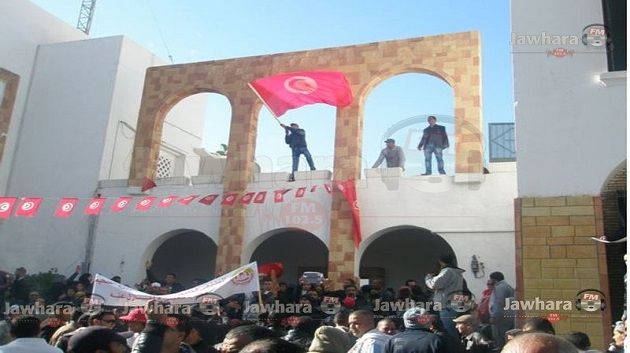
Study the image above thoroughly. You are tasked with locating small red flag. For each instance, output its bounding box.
[335,180,362,248]
[221,193,238,206]
[54,198,79,218]
[240,192,256,205]
[111,196,132,213]
[85,198,106,215]
[199,194,219,205]
[249,71,353,117]
[141,177,157,192]
[15,197,42,217]
[324,184,333,193]
[0,197,16,219]
[178,195,198,205]
[253,192,267,204]
[295,187,306,198]
[136,197,156,211]
[310,185,317,193]
[159,195,178,208]
[274,189,291,203]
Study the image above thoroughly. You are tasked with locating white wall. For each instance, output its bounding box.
[0,0,86,195]
[512,0,626,197]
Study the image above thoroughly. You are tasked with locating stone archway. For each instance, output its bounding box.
[0,68,20,163]
[359,226,457,290]
[248,228,329,283]
[128,32,483,279]
[148,230,217,287]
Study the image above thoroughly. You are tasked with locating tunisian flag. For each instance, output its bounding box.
[249,71,353,117]
[55,198,79,218]
[335,179,362,248]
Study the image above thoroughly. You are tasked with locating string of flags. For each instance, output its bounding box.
[0,184,337,220]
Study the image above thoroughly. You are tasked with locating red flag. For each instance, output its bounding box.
[54,198,79,218]
[310,185,317,193]
[178,195,198,205]
[221,193,238,206]
[253,191,267,204]
[15,197,42,217]
[240,192,256,205]
[258,262,284,277]
[0,197,16,219]
[295,187,306,198]
[111,196,132,213]
[199,194,219,205]
[159,195,178,208]
[274,189,291,203]
[249,71,353,117]
[141,177,157,192]
[324,184,333,193]
[85,198,106,215]
[335,180,362,248]
[136,197,156,211]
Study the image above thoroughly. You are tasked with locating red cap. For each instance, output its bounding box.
[119,308,147,323]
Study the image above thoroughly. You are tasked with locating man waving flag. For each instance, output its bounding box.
[249,71,353,117]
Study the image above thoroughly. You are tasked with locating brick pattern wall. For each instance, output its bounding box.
[515,196,612,348]
[601,167,626,322]
[127,32,483,275]
[0,68,20,164]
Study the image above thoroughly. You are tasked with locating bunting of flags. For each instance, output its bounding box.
[0,183,336,220]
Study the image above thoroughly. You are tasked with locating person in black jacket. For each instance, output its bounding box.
[385,307,447,353]
[144,261,185,294]
[417,116,449,175]
[281,123,316,182]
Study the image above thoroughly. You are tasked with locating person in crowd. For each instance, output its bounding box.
[521,317,555,335]
[425,254,465,338]
[240,338,304,353]
[144,261,184,294]
[265,312,288,338]
[501,332,578,353]
[333,311,352,335]
[281,123,316,182]
[384,307,446,353]
[185,319,218,353]
[56,310,118,352]
[219,324,276,353]
[504,329,521,343]
[341,285,369,311]
[8,268,29,305]
[417,115,449,175]
[119,308,147,349]
[111,276,122,284]
[477,279,494,325]
[76,273,93,294]
[50,310,83,346]
[283,316,318,350]
[376,319,397,336]
[404,279,431,303]
[0,270,10,304]
[453,315,492,353]
[58,287,77,303]
[428,315,465,353]
[0,306,21,346]
[347,310,390,353]
[488,271,514,349]
[0,316,63,353]
[40,302,74,343]
[67,326,127,353]
[607,321,626,353]
[564,331,602,353]
[372,139,405,170]
[307,325,354,353]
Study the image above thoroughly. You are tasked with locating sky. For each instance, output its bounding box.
[30,0,515,176]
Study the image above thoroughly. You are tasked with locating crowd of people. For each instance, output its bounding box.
[0,255,626,353]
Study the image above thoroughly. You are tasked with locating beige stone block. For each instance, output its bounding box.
[523,207,551,217]
[524,246,550,259]
[566,196,594,206]
[547,237,574,245]
[566,245,597,258]
[551,226,575,237]
[551,206,595,216]
[534,197,566,207]
[536,216,570,226]
[570,216,596,225]
[523,226,551,237]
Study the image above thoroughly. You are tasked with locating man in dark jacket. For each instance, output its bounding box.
[144,261,185,294]
[281,123,316,182]
[385,307,447,353]
[417,116,449,175]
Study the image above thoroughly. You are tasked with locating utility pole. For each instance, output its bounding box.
[77,0,97,35]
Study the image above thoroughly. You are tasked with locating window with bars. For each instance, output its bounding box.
[156,155,174,179]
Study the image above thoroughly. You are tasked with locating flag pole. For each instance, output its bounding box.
[248,82,281,124]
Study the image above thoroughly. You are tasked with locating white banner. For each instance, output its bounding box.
[90,262,260,307]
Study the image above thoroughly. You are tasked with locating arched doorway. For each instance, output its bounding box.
[249,229,328,283]
[360,226,456,291]
[601,163,626,321]
[150,230,217,287]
